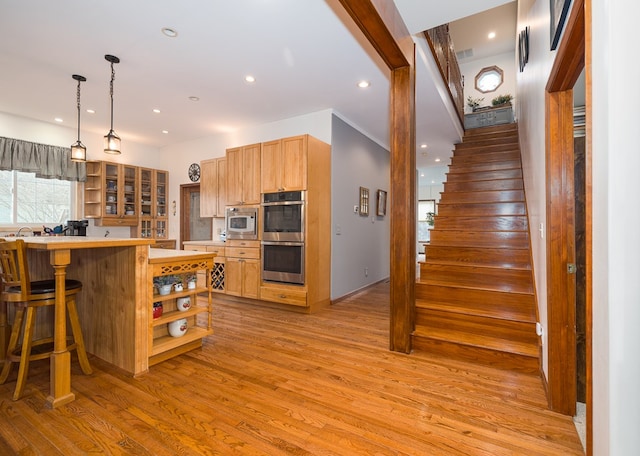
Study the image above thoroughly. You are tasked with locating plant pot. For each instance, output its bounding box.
[158,284,172,295]
[174,283,184,292]
[187,281,197,290]
[152,302,163,319]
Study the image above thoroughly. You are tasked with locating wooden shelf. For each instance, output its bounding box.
[150,326,213,357]
[151,305,208,327]
[152,287,207,303]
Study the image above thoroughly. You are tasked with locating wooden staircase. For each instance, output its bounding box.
[414,123,539,374]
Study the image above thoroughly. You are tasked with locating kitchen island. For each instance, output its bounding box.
[1,237,214,408]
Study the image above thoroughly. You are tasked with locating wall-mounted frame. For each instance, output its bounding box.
[518,26,530,72]
[550,0,571,50]
[359,187,369,216]
[376,189,387,216]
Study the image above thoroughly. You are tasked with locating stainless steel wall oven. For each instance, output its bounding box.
[261,191,304,242]
[261,241,305,285]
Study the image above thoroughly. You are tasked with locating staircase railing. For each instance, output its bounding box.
[424,25,465,125]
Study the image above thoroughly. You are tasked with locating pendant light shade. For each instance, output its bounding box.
[70,74,87,162]
[104,54,121,155]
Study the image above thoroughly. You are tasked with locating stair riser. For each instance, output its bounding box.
[454,143,520,155]
[446,169,522,182]
[429,230,530,248]
[438,202,526,216]
[420,265,534,294]
[416,311,538,345]
[416,284,536,321]
[411,336,539,374]
[456,136,519,148]
[444,179,523,192]
[433,215,528,231]
[439,190,525,204]
[424,245,531,269]
[451,151,521,164]
[464,124,518,137]
[451,158,521,171]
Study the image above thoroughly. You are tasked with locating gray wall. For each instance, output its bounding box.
[331,115,390,299]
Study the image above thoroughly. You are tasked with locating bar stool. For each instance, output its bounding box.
[0,239,92,400]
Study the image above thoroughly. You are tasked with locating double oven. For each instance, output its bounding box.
[261,191,305,285]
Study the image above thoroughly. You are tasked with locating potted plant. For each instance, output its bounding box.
[491,93,513,107]
[153,275,178,295]
[426,212,435,227]
[466,96,484,112]
[185,273,198,289]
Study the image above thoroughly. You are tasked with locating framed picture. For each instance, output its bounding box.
[518,26,530,72]
[550,0,571,50]
[376,189,387,216]
[359,187,369,216]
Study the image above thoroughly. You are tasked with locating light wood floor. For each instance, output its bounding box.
[0,282,584,455]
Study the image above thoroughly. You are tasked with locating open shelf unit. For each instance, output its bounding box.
[148,249,215,366]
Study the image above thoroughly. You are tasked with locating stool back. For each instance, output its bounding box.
[0,239,32,301]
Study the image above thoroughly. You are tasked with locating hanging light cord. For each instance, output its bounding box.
[109,60,115,130]
[76,78,82,141]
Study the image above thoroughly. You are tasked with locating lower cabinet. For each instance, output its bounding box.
[225,239,260,299]
[260,284,307,307]
[148,249,214,366]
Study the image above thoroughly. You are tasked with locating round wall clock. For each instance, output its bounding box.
[188,163,200,182]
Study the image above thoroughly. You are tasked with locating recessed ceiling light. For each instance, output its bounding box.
[435,158,441,162]
[431,180,435,184]
[357,80,370,88]
[153,109,161,113]
[244,75,256,83]
[54,117,63,123]
[420,173,424,177]
[86,109,95,114]
[488,31,496,39]
[420,144,428,149]
[161,27,178,38]
[162,130,169,134]
[188,96,200,102]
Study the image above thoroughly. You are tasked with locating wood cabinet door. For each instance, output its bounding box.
[200,159,219,217]
[281,135,307,191]
[242,144,261,204]
[243,258,260,299]
[261,139,281,193]
[225,257,243,296]
[226,147,243,205]
[216,158,227,215]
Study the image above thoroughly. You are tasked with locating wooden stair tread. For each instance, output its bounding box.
[412,327,539,358]
[432,215,528,231]
[422,259,531,270]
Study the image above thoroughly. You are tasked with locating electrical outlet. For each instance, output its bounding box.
[364,267,369,277]
[336,224,341,235]
[539,222,544,239]
[354,205,359,213]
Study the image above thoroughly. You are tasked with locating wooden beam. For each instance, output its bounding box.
[338,0,416,352]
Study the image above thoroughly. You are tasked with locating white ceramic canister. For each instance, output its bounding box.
[176,297,191,311]
[168,318,188,337]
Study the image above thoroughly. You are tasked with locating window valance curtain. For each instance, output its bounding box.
[0,136,86,182]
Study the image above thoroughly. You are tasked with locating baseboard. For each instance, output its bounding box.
[331,278,390,304]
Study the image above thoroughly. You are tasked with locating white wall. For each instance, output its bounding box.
[331,115,390,299]
[517,0,640,453]
[460,51,517,113]
[160,109,333,244]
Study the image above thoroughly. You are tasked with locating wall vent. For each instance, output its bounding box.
[456,48,474,60]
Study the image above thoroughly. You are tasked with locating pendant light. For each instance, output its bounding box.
[70,74,87,162]
[103,54,121,155]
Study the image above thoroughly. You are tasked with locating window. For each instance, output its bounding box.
[475,65,504,93]
[417,199,436,243]
[0,170,74,224]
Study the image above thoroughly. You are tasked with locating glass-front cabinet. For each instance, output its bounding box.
[84,161,139,226]
[133,168,168,239]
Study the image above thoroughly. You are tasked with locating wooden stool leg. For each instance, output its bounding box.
[13,307,36,400]
[66,298,92,375]
[0,307,25,384]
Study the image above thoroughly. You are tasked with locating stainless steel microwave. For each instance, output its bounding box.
[225,207,258,240]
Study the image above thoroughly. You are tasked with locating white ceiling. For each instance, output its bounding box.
[0,0,515,177]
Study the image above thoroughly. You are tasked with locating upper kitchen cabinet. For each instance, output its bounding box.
[261,135,307,193]
[200,157,226,217]
[84,161,139,226]
[133,168,169,239]
[226,143,260,205]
